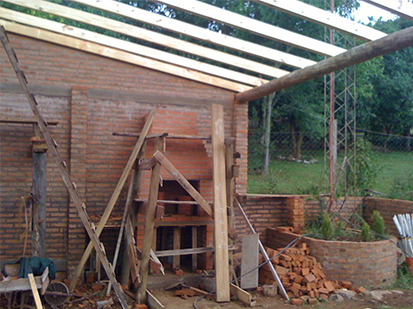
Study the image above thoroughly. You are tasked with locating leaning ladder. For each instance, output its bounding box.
[0,26,129,309]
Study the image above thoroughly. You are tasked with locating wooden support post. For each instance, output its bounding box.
[153,151,213,218]
[69,109,156,292]
[225,143,238,285]
[173,227,181,269]
[137,136,164,303]
[32,124,47,258]
[191,226,197,272]
[211,104,230,302]
[0,27,129,309]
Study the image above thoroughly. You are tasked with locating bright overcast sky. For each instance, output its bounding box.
[353,1,409,24]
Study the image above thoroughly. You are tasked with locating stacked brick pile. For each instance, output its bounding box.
[259,243,365,305]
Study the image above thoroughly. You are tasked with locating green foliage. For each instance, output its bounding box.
[348,137,378,194]
[389,173,413,201]
[321,213,334,240]
[371,210,386,236]
[392,263,413,290]
[361,222,371,242]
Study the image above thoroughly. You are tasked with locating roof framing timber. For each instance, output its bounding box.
[360,0,413,21]
[0,20,250,92]
[150,0,346,57]
[2,0,288,79]
[0,8,266,87]
[250,0,386,41]
[70,0,316,69]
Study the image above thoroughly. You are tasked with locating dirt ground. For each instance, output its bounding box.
[1,282,412,309]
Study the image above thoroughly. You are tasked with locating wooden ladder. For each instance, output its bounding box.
[0,26,129,309]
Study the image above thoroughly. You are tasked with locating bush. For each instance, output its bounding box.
[361,222,371,242]
[321,213,334,240]
[371,210,386,236]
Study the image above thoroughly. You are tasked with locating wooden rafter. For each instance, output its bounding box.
[150,0,346,57]
[0,20,249,92]
[2,0,288,79]
[235,25,413,103]
[360,0,413,21]
[0,7,265,87]
[251,0,386,41]
[70,0,315,69]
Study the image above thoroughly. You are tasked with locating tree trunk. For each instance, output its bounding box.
[263,93,275,175]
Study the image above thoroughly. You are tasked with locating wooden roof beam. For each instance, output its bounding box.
[0,20,249,92]
[0,7,266,87]
[150,0,346,57]
[360,0,413,21]
[70,0,315,69]
[250,0,386,41]
[235,25,413,103]
[2,0,288,79]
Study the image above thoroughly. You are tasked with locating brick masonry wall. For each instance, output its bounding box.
[0,34,246,277]
[266,229,397,288]
[363,197,413,235]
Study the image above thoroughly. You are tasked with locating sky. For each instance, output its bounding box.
[353,1,409,24]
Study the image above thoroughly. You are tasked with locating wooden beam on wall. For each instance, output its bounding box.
[251,0,386,41]
[69,0,315,69]
[0,83,71,97]
[151,0,346,57]
[235,25,413,103]
[211,104,230,302]
[360,0,413,21]
[0,8,265,88]
[0,20,249,93]
[2,0,288,79]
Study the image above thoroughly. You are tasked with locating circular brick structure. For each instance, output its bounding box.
[266,229,398,288]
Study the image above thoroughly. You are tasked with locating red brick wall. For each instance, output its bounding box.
[363,197,413,235]
[266,229,397,288]
[0,34,246,277]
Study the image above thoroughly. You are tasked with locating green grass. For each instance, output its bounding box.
[248,151,413,198]
[391,263,413,290]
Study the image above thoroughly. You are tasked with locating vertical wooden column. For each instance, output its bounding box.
[137,136,164,303]
[211,104,230,302]
[172,227,181,269]
[191,226,198,272]
[32,124,47,258]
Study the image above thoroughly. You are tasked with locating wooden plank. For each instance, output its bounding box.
[2,0,287,79]
[28,273,43,309]
[69,109,156,292]
[211,104,230,302]
[40,267,49,295]
[192,226,197,272]
[230,283,252,306]
[0,82,71,97]
[0,26,129,309]
[173,227,181,269]
[153,151,213,218]
[70,0,315,69]
[137,137,164,303]
[153,221,212,227]
[235,25,413,103]
[240,234,259,289]
[147,289,165,309]
[155,245,238,257]
[0,7,265,87]
[0,117,58,125]
[360,0,413,21]
[251,0,386,41]
[90,89,233,108]
[0,20,249,93]
[151,0,346,57]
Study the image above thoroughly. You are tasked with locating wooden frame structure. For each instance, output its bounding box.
[1,0,410,92]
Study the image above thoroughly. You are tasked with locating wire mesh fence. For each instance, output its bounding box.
[248,129,413,201]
